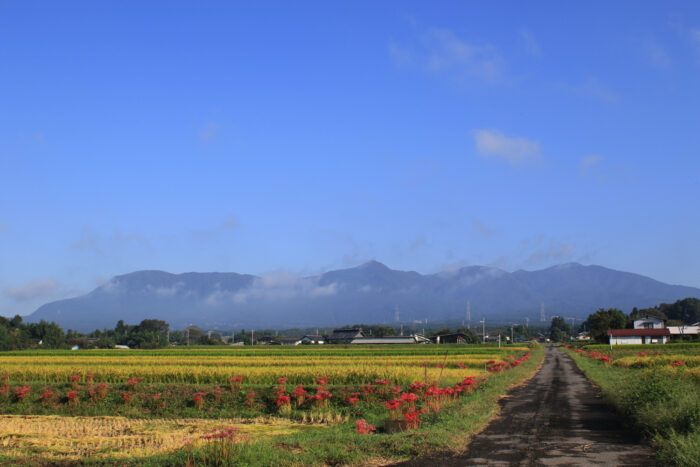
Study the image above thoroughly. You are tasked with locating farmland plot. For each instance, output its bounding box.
[0,344,542,465]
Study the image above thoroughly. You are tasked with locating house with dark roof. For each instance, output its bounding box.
[349,335,431,345]
[301,335,325,344]
[608,328,670,345]
[327,328,365,344]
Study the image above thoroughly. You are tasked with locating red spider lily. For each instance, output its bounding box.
[70,374,81,389]
[374,379,390,386]
[291,385,307,407]
[229,375,243,393]
[346,396,360,406]
[485,360,496,366]
[94,382,109,400]
[404,409,424,429]
[40,391,53,400]
[86,373,95,385]
[66,390,80,406]
[670,360,684,367]
[408,381,425,393]
[636,352,647,357]
[277,377,288,384]
[355,419,376,435]
[126,377,143,389]
[245,389,256,408]
[194,391,206,409]
[15,386,31,401]
[201,426,248,443]
[121,391,130,406]
[275,394,291,406]
[316,376,329,386]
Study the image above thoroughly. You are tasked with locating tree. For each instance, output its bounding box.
[585,308,627,342]
[549,317,571,342]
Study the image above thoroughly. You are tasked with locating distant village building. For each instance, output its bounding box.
[279,337,303,346]
[434,333,469,344]
[327,328,366,344]
[301,335,325,344]
[667,323,699,337]
[349,335,431,345]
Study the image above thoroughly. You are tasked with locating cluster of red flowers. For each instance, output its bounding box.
[126,377,143,389]
[670,360,684,367]
[194,391,206,409]
[66,390,80,407]
[15,386,31,401]
[200,426,247,443]
[355,419,376,435]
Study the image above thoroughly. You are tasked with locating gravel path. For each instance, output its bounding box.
[390,345,659,466]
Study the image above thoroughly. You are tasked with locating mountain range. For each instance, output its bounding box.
[26,261,700,332]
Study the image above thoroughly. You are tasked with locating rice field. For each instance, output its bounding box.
[0,344,538,464]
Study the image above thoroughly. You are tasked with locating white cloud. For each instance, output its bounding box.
[473,129,542,166]
[643,39,672,67]
[525,243,576,267]
[473,219,495,237]
[563,77,620,104]
[519,29,541,57]
[221,216,238,230]
[580,154,603,174]
[198,123,220,142]
[390,28,505,84]
[209,273,339,305]
[4,279,59,301]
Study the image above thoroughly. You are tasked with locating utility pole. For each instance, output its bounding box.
[510,325,514,345]
[467,300,471,330]
[251,329,254,345]
[498,333,501,348]
[479,318,486,343]
[186,326,190,346]
[540,303,546,323]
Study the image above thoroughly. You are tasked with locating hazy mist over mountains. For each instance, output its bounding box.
[27,261,700,332]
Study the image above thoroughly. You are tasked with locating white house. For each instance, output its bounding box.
[608,328,670,345]
[633,316,665,329]
[667,323,699,337]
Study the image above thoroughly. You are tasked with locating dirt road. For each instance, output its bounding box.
[392,345,658,466]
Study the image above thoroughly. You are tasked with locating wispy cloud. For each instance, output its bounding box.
[220,216,238,230]
[473,219,495,237]
[389,28,505,84]
[208,272,340,305]
[74,226,150,254]
[579,154,603,175]
[4,279,59,301]
[643,39,672,67]
[519,29,541,57]
[525,243,576,268]
[473,129,542,166]
[198,123,220,142]
[561,77,620,104]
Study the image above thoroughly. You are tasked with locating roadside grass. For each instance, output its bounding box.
[566,347,700,467]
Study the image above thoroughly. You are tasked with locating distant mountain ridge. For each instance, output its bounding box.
[26,261,700,332]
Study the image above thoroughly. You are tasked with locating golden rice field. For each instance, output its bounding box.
[0,346,530,385]
[0,415,324,461]
[0,345,538,465]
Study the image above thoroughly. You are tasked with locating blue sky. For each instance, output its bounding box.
[1,1,699,316]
